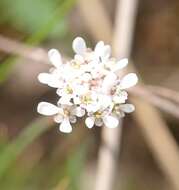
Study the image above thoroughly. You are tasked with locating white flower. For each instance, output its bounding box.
[102,72,117,94]
[37,37,138,133]
[76,92,100,112]
[57,82,89,105]
[111,73,138,104]
[112,90,128,104]
[38,49,64,88]
[94,41,111,62]
[37,102,85,133]
[85,110,119,129]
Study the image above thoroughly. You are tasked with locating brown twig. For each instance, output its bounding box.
[148,85,179,104]
[78,0,179,190]
[131,85,179,119]
[94,122,122,190]
[78,0,112,43]
[0,35,48,63]
[132,97,179,190]
[78,0,138,190]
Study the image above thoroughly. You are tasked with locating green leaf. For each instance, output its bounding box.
[0,117,53,180]
[66,143,88,190]
[0,0,76,83]
[0,0,62,34]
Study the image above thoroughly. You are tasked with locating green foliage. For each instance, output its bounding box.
[0,120,88,190]
[0,1,89,189]
[0,0,64,35]
[0,0,76,83]
[0,57,15,82]
[0,118,52,180]
[66,143,88,190]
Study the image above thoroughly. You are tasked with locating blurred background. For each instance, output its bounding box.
[0,0,179,189]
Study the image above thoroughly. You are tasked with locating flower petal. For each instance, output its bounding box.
[85,117,95,128]
[95,118,103,127]
[69,115,77,123]
[113,95,126,104]
[103,115,119,128]
[112,58,128,71]
[86,104,100,113]
[38,73,62,88]
[48,77,63,88]
[102,72,117,93]
[37,102,59,116]
[73,107,85,117]
[94,41,104,53]
[72,37,86,55]
[102,45,111,60]
[81,73,92,82]
[38,73,51,84]
[74,54,84,62]
[113,91,128,104]
[73,84,89,95]
[59,118,72,133]
[73,96,81,105]
[58,95,72,105]
[94,41,111,61]
[119,104,135,113]
[48,49,62,68]
[54,114,63,123]
[98,94,112,109]
[120,73,138,89]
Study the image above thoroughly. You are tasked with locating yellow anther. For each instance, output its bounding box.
[82,95,92,104]
[66,85,73,94]
[63,109,70,116]
[95,111,102,118]
[71,60,81,69]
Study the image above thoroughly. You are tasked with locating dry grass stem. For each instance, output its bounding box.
[0,35,48,63]
[78,0,138,189]
[78,0,179,190]
[148,85,179,104]
[131,85,179,118]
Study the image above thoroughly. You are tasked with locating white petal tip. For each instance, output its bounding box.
[48,49,62,67]
[72,37,86,55]
[120,73,138,89]
[114,58,128,70]
[74,107,86,117]
[38,73,50,84]
[59,119,73,133]
[37,102,59,116]
[85,117,94,128]
[119,104,135,113]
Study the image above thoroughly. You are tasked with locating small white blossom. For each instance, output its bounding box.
[37,102,85,133]
[37,37,138,133]
[85,110,119,129]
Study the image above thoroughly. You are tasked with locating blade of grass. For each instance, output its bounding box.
[66,143,88,190]
[26,0,76,45]
[0,0,76,83]
[0,117,53,180]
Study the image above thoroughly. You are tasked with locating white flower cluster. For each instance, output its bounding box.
[37,37,138,133]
